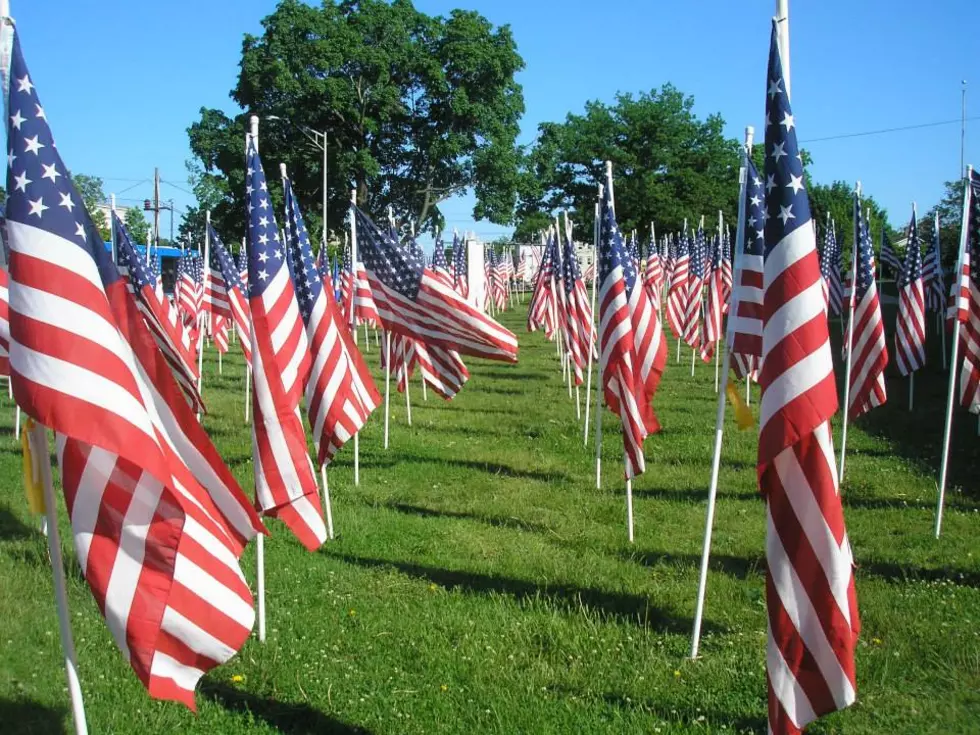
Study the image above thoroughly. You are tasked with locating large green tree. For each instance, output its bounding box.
[124,207,151,245]
[512,86,741,242]
[187,0,524,242]
[807,180,893,264]
[920,178,968,268]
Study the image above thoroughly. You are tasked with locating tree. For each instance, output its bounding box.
[807,180,893,265]
[124,207,151,245]
[70,173,110,241]
[920,178,968,268]
[187,0,525,241]
[512,86,741,243]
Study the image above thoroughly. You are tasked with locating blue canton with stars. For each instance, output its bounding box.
[763,22,812,256]
[4,32,120,286]
[897,210,923,289]
[282,176,323,325]
[431,236,448,270]
[969,171,980,287]
[353,206,424,300]
[452,231,467,279]
[114,214,156,292]
[819,220,838,284]
[245,140,284,299]
[743,158,766,255]
[562,229,583,298]
[710,233,722,272]
[208,223,245,292]
[853,194,876,299]
[598,181,637,293]
[690,223,706,280]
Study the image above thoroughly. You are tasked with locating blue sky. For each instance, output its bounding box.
[9,0,979,244]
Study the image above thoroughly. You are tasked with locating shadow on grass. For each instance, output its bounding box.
[621,548,980,589]
[202,682,371,734]
[385,502,549,533]
[580,689,767,733]
[331,553,719,634]
[0,504,36,541]
[621,549,765,580]
[629,486,759,504]
[0,697,66,734]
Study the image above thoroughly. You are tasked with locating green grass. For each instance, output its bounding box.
[2,305,980,733]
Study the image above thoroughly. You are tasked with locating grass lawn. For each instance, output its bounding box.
[1,303,979,734]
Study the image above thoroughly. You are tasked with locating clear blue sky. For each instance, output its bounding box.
[9,0,979,243]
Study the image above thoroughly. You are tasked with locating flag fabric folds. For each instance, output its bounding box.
[956,171,980,413]
[894,211,927,377]
[0,266,10,377]
[878,229,903,276]
[597,171,667,479]
[682,224,706,351]
[819,222,844,317]
[561,228,595,386]
[5,31,264,708]
[728,158,765,381]
[758,25,858,735]
[353,207,517,363]
[208,226,252,364]
[282,173,380,466]
[701,234,724,362]
[213,315,229,354]
[666,230,689,338]
[114,214,203,413]
[922,213,945,314]
[245,139,326,551]
[845,196,888,419]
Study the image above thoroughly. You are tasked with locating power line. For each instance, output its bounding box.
[800,116,980,144]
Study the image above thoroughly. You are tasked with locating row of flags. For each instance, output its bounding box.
[1,21,522,717]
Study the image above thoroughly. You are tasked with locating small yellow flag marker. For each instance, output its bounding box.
[21,418,45,514]
[726,382,755,431]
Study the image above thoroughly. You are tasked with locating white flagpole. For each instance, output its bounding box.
[242,236,252,425]
[320,464,334,540]
[384,331,391,449]
[839,182,862,484]
[349,189,362,483]
[363,321,370,352]
[198,210,211,417]
[936,166,973,537]
[31,423,89,735]
[690,125,752,660]
[593,186,606,486]
[909,200,918,413]
[404,347,412,427]
[248,115,267,644]
[937,211,948,370]
[714,210,724,392]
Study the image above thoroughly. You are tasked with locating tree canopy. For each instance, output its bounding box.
[124,207,151,246]
[187,0,525,245]
[512,86,742,243]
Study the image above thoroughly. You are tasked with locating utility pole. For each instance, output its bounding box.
[153,167,160,250]
[962,80,968,179]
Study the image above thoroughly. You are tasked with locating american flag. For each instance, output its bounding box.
[682,224,706,350]
[956,171,980,413]
[213,314,229,354]
[282,174,380,466]
[114,214,203,412]
[644,238,665,306]
[721,227,734,310]
[527,233,557,336]
[701,234,724,361]
[666,229,689,339]
[894,210,927,377]
[819,220,844,316]
[208,229,252,363]
[597,169,667,478]
[350,246,381,328]
[205,227,231,321]
[561,229,595,385]
[0,267,10,377]
[452,230,468,298]
[175,251,198,322]
[844,194,888,419]
[728,157,765,381]
[245,139,326,551]
[758,24,858,734]
[236,243,249,289]
[922,212,945,313]
[879,228,902,277]
[492,248,509,310]
[430,236,453,288]
[353,207,517,362]
[339,246,355,323]
[5,31,265,707]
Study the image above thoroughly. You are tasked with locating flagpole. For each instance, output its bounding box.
[690,125,752,660]
[242,237,252,424]
[715,210,723,392]
[404,345,412,427]
[939,209,947,370]
[29,423,89,735]
[320,464,334,540]
[593,192,606,486]
[247,116,269,644]
[198,210,210,398]
[839,182,862,484]
[584,193,600,445]
[936,166,973,538]
[384,331,391,449]
[349,189,361,484]
[564,210,582,419]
